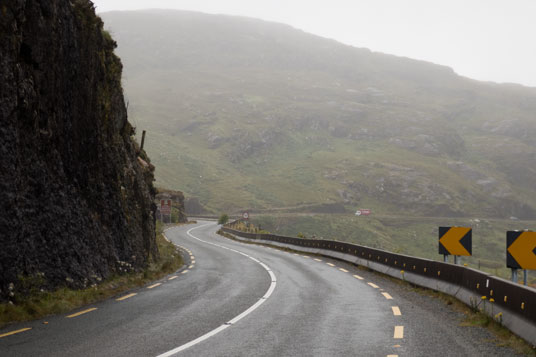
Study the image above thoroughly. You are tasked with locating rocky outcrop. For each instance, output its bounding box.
[155,189,187,223]
[0,1,156,301]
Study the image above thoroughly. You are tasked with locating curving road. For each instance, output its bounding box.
[0,221,516,356]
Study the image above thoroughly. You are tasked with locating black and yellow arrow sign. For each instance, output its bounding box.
[439,227,472,256]
[507,231,536,269]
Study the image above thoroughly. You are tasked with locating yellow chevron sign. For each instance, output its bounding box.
[438,227,472,256]
[507,231,536,270]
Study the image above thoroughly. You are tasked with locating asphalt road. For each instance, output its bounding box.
[0,221,518,356]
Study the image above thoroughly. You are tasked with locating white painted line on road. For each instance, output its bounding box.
[387,355,399,357]
[188,265,194,269]
[382,292,393,300]
[367,282,379,289]
[191,260,196,264]
[394,326,404,339]
[314,258,322,262]
[339,268,349,273]
[157,223,278,357]
[168,276,178,280]
[302,255,310,258]
[0,327,32,338]
[181,270,189,274]
[116,293,137,301]
[391,306,401,316]
[326,263,335,267]
[353,274,364,280]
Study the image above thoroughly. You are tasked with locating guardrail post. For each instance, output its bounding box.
[511,268,518,283]
[443,255,448,263]
[523,269,528,286]
[454,255,460,265]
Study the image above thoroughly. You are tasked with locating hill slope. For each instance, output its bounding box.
[102,10,536,219]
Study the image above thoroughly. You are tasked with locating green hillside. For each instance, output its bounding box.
[102,10,536,220]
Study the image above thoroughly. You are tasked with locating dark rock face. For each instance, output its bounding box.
[0,1,156,301]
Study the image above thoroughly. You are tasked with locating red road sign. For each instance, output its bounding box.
[361,209,371,216]
[160,199,172,215]
[243,212,249,220]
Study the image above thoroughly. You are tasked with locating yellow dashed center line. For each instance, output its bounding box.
[387,355,399,357]
[168,276,178,280]
[382,292,393,300]
[116,293,137,301]
[0,327,32,338]
[367,282,379,289]
[302,256,310,258]
[66,307,97,318]
[394,326,404,339]
[191,260,196,264]
[314,258,322,262]
[293,253,300,256]
[353,274,364,280]
[391,306,401,316]
[339,268,349,273]
[181,270,189,274]
[188,265,194,269]
[147,283,162,289]
[326,263,335,267]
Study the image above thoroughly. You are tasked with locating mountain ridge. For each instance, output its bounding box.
[101,10,536,219]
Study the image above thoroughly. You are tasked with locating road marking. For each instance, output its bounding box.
[66,307,97,318]
[314,258,322,262]
[191,260,196,264]
[394,326,404,339]
[382,292,393,300]
[339,268,349,273]
[116,293,137,301]
[353,274,364,280]
[188,265,194,269]
[326,263,335,267]
[168,276,178,280]
[302,255,310,258]
[367,282,379,288]
[181,270,189,274]
[0,327,32,338]
[158,223,277,356]
[147,283,162,289]
[391,306,401,316]
[387,355,398,357]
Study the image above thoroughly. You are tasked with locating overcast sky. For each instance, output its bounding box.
[92,0,536,87]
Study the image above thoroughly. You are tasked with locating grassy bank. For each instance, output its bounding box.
[0,221,183,328]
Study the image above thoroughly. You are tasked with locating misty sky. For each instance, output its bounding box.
[92,0,536,87]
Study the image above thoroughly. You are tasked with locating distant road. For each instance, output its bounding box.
[0,221,515,356]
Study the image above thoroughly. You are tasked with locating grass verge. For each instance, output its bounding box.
[0,221,183,329]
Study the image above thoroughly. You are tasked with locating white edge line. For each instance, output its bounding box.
[156,223,277,357]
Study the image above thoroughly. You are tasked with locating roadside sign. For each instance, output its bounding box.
[507,231,536,269]
[160,199,172,215]
[243,212,249,220]
[439,227,472,256]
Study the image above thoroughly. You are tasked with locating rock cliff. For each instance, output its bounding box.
[0,0,156,301]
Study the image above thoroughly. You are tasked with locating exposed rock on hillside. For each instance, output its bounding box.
[0,1,156,301]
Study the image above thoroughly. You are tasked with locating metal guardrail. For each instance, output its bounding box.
[221,226,536,325]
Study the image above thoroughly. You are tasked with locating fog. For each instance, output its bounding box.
[92,0,536,87]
